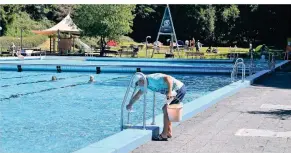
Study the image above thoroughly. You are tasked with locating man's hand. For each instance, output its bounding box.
[126,104,132,110]
[166,91,173,100]
[164,75,173,100]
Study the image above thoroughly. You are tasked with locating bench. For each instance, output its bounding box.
[85,50,118,57]
[0,51,11,57]
[227,52,248,58]
[102,50,118,57]
[118,46,139,57]
[118,51,135,57]
[165,53,174,58]
[269,49,285,59]
[185,52,205,59]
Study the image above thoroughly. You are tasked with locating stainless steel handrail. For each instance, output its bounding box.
[270,54,276,72]
[237,62,246,82]
[231,58,246,82]
[249,51,254,75]
[151,92,156,125]
[126,86,138,125]
[121,72,148,130]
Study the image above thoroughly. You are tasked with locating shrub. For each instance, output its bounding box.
[4,12,53,37]
[254,44,269,53]
[0,35,48,49]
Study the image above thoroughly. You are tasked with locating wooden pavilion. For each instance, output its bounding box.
[32,14,81,54]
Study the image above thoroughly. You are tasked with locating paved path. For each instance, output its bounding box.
[132,62,291,153]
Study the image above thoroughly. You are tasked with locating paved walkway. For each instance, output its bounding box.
[132,62,291,153]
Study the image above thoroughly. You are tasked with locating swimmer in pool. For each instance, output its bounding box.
[88,75,95,83]
[51,76,57,81]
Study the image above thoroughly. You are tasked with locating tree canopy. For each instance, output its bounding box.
[0,4,291,49]
[73,5,135,39]
[73,4,135,56]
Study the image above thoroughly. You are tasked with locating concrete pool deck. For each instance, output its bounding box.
[132,61,291,153]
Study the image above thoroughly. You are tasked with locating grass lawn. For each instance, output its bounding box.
[1,35,249,59]
[136,46,249,59]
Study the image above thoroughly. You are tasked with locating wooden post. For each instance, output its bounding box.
[170,34,173,54]
[58,29,60,55]
[53,37,56,53]
[49,36,52,53]
[73,36,75,53]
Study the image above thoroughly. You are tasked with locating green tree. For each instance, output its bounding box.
[22,5,51,21]
[197,5,216,42]
[0,5,23,36]
[214,5,240,45]
[49,4,74,22]
[73,4,136,56]
[5,12,53,37]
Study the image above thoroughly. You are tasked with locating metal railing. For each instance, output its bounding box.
[121,72,157,131]
[151,92,156,125]
[249,50,255,75]
[231,58,246,82]
[0,45,46,58]
[268,53,276,72]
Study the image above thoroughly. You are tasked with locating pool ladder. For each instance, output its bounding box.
[121,72,156,131]
[231,58,246,82]
[249,50,255,75]
[268,53,276,72]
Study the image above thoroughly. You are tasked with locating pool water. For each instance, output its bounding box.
[0,71,231,153]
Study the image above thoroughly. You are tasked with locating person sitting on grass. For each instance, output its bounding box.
[212,47,218,53]
[206,46,212,53]
[126,73,186,141]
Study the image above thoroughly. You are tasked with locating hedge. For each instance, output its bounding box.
[0,35,48,50]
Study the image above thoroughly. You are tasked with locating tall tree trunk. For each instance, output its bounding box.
[99,36,106,57]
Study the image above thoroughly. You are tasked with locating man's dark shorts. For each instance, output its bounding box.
[170,85,186,105]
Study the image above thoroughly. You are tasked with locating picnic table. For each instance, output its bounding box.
[269,49,285,59]
[0,51,11,56]
[227,51,248,58]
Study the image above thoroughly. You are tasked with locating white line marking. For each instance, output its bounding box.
[235,128,291,138]
[260,104,291,110]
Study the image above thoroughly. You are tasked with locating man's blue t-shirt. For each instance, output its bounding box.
[141,73,183,94]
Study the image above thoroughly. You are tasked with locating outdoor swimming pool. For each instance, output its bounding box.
[0,56,281,153]
[0,71,231,153]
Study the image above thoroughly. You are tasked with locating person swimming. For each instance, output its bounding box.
[88,75,95,83]
[51,76,57,81]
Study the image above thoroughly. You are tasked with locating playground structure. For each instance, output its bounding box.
[32,14,90,55]
[151,5,180,58]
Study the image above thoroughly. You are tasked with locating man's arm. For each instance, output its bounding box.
[164,75,173,99]
[126,89,144,110]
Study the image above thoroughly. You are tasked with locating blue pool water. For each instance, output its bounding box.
[0,71,231,153]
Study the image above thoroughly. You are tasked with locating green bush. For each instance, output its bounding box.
[80,37,100,47]
[0,35,48,49]
[119,36,135,43]
[5,12,53,37]
[254,44,269,52]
